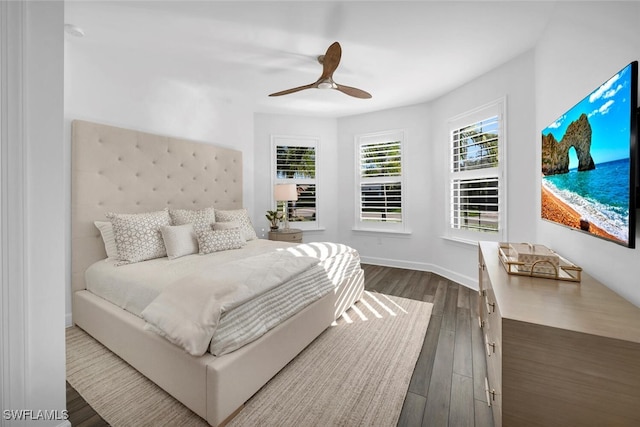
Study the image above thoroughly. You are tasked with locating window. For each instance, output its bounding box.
[355,131,405,232]
[448,99,506,241]
[272,136,318,228]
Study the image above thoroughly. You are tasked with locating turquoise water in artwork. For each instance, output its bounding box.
[542,158,630,241]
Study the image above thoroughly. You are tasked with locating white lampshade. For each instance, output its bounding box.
[274,183,298,201]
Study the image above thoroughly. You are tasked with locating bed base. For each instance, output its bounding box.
[73,268,364,426]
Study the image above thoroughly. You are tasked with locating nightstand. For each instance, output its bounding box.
[268,228,303,243]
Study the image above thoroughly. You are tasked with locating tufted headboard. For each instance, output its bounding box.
[71,120,243,294]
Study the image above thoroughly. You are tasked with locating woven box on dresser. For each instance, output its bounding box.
[509,243,559,275]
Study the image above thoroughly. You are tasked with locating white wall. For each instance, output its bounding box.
[253,113,339,242]
[64,38,256,322]
[1,1,68,424]
[336,51,537,288]
[535,1,640,307]
[65,40,256,205]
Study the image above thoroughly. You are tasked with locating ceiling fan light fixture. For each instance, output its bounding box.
[317,80,334,90]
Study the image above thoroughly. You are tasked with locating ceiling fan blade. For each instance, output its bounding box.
[268,82,317,97]
[320,41,341,79]
[335,83,372,99]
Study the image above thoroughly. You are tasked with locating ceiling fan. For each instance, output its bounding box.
[268,41,372,99]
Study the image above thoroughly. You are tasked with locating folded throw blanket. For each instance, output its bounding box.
[142,249,318,356]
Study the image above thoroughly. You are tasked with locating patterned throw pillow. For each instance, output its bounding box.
[212,221,241,231]
[169,207,216,233]
[197,229,245,254]
[160,224,198,259]
[214,209,258,241]
[106,209,171,264]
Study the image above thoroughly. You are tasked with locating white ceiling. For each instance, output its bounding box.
[65,1,557,118]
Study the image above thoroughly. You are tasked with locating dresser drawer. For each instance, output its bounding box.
[484,333,502,388]
[484,329,502,376]
[483,287,502,346]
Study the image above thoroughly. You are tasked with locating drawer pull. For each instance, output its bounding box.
[478,317,485,329]
[484,334,495,356]
[484,377,492,407]
[485,301,495,314]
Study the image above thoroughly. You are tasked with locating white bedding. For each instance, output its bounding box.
[142,248,321,355]
[85,240,361,355]
[86,240,293,316]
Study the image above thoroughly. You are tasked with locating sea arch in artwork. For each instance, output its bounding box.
[541,113,596,176]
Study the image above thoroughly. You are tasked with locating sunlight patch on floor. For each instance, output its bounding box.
[333,291,410,327]
[377,292,408,314]
[359,295,383,319]
[365,291,397,317]
[350,303,367,321]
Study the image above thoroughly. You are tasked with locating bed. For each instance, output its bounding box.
[70,120,364,426]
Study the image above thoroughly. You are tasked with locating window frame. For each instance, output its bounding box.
[271,135,320,231]
[446,98,507,243]
[354,130,407,233]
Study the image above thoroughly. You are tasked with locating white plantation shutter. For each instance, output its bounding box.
[451,177,499,233]
[452,116,499,172]
[356,132,405,231]
[276,145,316,179]
[272,137,319,227]
[360,182,402,222]
[448,99,506,240]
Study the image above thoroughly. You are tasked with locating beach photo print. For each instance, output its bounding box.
[541,62,637,247]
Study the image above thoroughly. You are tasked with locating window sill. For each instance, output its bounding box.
[299,227,326,233]
[352,228,412,237]
[440,236,479,246]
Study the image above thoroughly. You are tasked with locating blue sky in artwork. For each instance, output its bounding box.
[542,63,633,169]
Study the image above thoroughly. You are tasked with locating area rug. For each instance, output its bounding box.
[66,292,433,426]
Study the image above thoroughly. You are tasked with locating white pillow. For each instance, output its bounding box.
[169,207,216,233]
[106,209,171,264]
[197,229,245,254]
[214,209,258,241]
[94,221,118,259]
[161,224,198,259]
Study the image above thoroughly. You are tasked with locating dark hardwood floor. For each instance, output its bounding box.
[66,381,109,427]
[362,264,494,427]
[66,264,494,427]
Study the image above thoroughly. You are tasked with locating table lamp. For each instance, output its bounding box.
[274,184,298,229]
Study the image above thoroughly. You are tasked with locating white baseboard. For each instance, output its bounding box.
[65,312,73,328]
[359,255,478,291]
